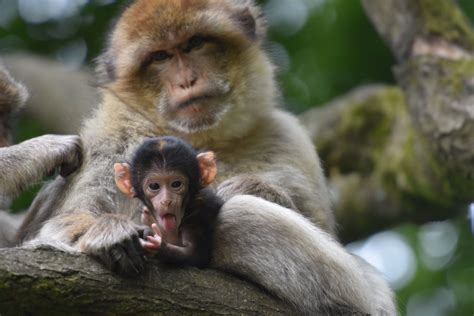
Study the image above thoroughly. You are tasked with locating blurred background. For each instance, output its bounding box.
[0,0,473,315]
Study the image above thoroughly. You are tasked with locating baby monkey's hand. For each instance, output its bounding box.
[141,223,162,252]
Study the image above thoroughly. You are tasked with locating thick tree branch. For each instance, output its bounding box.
[362,0,474,61]
[363,0,474,180]
[0,246,292,315]
[297,0,474,239]
[299,85,465,241]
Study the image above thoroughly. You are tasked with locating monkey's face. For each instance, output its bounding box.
[143,169,188,235]
[99,0,272,134]
[149,34,233,133]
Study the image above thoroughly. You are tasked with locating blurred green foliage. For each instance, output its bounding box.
[0,1,473,315]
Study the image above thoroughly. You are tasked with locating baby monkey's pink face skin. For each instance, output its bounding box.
[143,170,188,232]
[141,170,189,246]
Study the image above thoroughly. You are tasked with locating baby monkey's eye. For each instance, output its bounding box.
[148,182,160,191]
[171,181,183,188]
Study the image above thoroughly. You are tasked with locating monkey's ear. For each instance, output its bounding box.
[232,2,267,40]
[94,49,116,86]
[113,163,136,198]
[197,152,217,187]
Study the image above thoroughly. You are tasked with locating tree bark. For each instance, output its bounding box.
[297,0,474,240]
[362,0,474,178]
[0,246,292,315]
[299,85,465,241]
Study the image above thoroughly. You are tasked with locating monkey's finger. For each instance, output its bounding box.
[140,238,158,251]
[146,235,162,247]
[146,234,162,243]
[142,241,160,251]
[139,238,147,247]
[151,223,161,236]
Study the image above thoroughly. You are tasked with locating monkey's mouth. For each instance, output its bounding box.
[158,213,177,232]
[177,94,215,110]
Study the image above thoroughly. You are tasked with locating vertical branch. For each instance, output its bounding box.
[363,0,474,179]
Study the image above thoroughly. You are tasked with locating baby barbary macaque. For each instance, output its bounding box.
[114,136,222,267]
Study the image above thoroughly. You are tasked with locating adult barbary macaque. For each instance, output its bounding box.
[114,136,222,268]
[9,0,396,314]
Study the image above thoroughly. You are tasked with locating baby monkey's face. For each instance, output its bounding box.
[142,169,189,235]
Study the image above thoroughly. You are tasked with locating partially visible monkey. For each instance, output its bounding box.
[10,1,396,314]
[0,59,28,148]
[114,136,222,268]
[0,61,82,247]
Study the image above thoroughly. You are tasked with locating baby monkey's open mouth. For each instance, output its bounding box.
[158,213,177,232]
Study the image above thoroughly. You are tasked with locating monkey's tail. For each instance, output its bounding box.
[212,195,397,315]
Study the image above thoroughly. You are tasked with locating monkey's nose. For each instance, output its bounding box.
[161,200,172,207]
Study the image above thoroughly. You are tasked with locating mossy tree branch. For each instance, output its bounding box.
[300,85,465,241]
[297,0,474,240]
[0,246,292,315]
[362,0,474,178]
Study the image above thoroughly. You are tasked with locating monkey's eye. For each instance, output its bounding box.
[171,181,183,189]
[148,182,160,191]
[185,35,206,52]
[151,50,170,62]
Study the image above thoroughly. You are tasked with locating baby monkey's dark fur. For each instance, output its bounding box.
[116,136,223,268]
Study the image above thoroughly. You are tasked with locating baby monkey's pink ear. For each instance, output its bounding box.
[196,152,217,187]
[113,163,136,198]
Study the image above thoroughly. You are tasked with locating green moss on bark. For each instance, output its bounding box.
[327,87,405,175]
[416,0,474,50]
[319,86,471,214]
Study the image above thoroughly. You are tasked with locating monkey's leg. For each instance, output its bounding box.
[212,195,397,316]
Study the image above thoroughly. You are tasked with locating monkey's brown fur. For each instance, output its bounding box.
[9,1,395,314]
